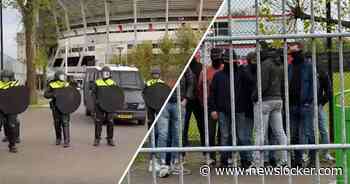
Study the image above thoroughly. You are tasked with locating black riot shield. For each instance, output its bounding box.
[143,83,171,111]
[54,87,82,114]
[96,86,125,113]
[0,86,30,115]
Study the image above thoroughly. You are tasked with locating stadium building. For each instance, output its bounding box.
[48,0,223,81]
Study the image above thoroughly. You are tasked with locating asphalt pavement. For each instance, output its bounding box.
[0,106,147,184]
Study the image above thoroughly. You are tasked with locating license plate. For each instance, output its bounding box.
[117,114,133,119]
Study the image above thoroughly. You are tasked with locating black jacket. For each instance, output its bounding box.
[252,53,283,102]
[208,67,239,114]
[169,68,195,103]
[318,69,331,106]
[237,65,255,118]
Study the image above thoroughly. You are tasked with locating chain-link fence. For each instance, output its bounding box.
[121,0,350,183]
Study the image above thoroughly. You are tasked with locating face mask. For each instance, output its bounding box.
[58,74,66,81]
[212,59,222,69]
[102,71,111,79]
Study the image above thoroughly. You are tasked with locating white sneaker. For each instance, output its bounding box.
[324,153,335,161]
[158,165,170,178]
[148,160,161,173]
[201,158,216,166]
[276,160,288,167]
[170,162,191,175]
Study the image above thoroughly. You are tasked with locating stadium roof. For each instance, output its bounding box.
[54,0,223,29]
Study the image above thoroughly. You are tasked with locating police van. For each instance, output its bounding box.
[83,65,146,125]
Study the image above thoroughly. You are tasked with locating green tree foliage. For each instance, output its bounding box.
[158,34,175,77]
[4,0,55,104]
[174,24,201,73]
[129,41,154,80]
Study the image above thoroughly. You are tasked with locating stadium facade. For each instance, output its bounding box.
[48,0,223,81]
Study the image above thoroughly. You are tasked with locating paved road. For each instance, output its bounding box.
[0,106,147,184]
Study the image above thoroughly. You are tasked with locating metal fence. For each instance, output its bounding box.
[122,0,350,183]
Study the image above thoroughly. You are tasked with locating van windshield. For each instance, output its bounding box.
[112,71,143,89]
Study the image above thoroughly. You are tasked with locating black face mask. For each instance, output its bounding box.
[212,59,222,69]
[223,62,231,74]
[292,51,304,65]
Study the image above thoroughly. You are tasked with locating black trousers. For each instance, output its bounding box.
[183,99,218,160]
[0,112,18,148]
[95,106,114,140]
[51,105,70,140]
[147,107,158,129]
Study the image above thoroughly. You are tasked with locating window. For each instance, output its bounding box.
[81,56,95,66]
[67,57,80,66]
[53,58,63,67]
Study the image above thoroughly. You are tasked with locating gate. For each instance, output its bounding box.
[121,0,350,183]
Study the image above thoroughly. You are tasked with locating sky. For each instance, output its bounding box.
[3,8,22,59]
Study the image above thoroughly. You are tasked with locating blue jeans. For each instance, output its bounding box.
[290,104,315,164]
[319,105,330,154]
[156,102,184,164]
[253,100,287,165]
[219,112,253,165]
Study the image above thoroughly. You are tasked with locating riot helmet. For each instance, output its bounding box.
[151,67,161,79]
[54,70,66,81]
[101,66,112,79]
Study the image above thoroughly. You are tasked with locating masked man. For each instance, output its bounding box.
[44,71,71,148]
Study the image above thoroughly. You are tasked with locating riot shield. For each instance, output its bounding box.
[0,86,30,115]
[143,83,171,110]
[54,86,82,114]
[96,85,125,112]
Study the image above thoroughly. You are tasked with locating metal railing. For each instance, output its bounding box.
[122,0,350,183]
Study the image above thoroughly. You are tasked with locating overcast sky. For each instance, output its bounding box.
[3,8,22,59]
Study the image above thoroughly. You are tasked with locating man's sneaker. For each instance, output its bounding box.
[245,162,263,175]
[276,160,288,168]
[158,165,170,178]
[148,160,161,173]
[324,153,335,161]
[170,163,191,175]
[201,158,216,166]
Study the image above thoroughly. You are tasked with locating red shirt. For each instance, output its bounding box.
[197,64,224,106]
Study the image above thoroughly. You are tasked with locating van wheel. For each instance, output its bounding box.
[85,109,91,116]
[138,120,146,125]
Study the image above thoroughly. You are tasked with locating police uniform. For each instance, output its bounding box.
[145,78,165,129]
[92,70,117,147]
[0,75,20,153]
[44,73,71,147]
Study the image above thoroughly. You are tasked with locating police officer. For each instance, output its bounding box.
[92,66,117,147]
[44,71,71,148]
[0,70,21,153]
[145,67,165,128]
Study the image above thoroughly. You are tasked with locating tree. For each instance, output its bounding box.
[174,24,202,73]
[158,34,175,76]
[130,41,154,80]
[34,47,48,89]
[259,0,350,32]
[3,0,54,104]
